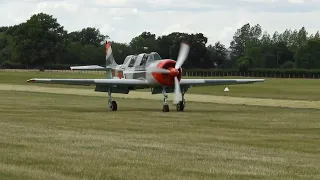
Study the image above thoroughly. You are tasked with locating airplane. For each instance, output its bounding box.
[27,41,265,112]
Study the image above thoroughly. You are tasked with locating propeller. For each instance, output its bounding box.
[173,76,183,104]
[172,42,190,104]
[175,42,190,70]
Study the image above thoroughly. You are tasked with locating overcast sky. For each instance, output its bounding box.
[0,0,319,47]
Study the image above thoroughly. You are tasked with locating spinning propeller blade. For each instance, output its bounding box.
[173,76,182,104]
[175,42,190,69]
[173,42,190,104]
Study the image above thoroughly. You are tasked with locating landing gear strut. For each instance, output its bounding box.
[108,89,117,111]
[162,88,169,112]
[161,88,186,112]
[176,94,185,112]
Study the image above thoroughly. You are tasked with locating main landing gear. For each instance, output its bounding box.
[162,88,185,112]
[108,89,117,111]
[176,99,185,112]
[107,88,186,112]
[162,88,169,112]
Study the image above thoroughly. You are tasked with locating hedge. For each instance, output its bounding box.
[182,68,320,78]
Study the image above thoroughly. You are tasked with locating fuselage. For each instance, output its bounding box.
[111,52,182,87]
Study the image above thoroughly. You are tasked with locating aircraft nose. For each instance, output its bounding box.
[168,67,179,77]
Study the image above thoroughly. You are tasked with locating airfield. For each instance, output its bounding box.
[0,70,319,179]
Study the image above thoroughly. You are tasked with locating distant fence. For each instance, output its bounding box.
[0,68,104,74]
[1,68,320,79]
[183,70,320,78]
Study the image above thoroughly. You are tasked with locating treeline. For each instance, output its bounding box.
[0,12,320,72]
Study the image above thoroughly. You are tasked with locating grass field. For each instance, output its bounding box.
[0,71,320,179]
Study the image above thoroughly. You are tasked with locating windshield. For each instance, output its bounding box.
[153,53,162,60]
[148,52,162,61]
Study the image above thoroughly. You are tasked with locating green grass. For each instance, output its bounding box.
[0,90,319,180]
[1,71,320,101]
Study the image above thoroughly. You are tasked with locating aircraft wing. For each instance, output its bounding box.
[26,78,149,86]
[70,65,109,71]
[179,79,265,86]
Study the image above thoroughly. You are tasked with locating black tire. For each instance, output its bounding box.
[162,104,169,112]
[176,101,184,111]
[110,101,117,111]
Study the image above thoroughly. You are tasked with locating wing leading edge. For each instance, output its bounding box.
[179,79,265,86]
[26,78,264,90]
[26,78,149,86]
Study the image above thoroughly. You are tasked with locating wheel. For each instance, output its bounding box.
[176,101,184,111]
[162,104,169,112]
[110,101,117,111]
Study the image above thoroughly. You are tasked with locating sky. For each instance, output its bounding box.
[0,0,319,48]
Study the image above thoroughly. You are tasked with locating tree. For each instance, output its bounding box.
[68,27,108,46]
[11,13,67,68]
[205,42,227,67]
[260,31,272,45]
[237,56,250,71]
[0,26,8,33]
[165,32,209,68]
[0,33,14,65]
[157,35,175,59]
[129,31,159,54]
[295,39,320,69]
[315,31,320,39]
[230,23,262,59]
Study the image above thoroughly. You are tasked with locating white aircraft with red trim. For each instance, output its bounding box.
[27,41,265,112]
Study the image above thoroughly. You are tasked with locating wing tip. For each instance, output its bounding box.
[26,78,35,83]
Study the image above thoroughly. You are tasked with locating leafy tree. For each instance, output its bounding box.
[11,13,67,68]
[205,42,227,67]
[260,31,272,45]
[157,35,173,59]
[165,32,208,68]
[230,23,262,59]
[315,31,320,39]
[68,27,107,46]
[237,56,250,71]
[295,39,320,69]
[0,26,8,33]
[0,33,14,65]
[129,31,159,54]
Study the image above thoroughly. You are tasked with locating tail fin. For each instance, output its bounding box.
[105,41,118,68]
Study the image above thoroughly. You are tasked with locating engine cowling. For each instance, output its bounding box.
[151,59,182,86]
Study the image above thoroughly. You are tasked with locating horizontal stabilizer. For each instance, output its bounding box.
[70,65,109,71]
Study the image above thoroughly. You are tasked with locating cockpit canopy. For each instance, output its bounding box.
[123,52,162,67]
[149,52,162,61]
